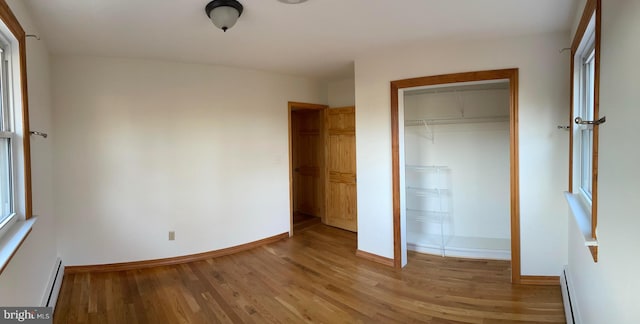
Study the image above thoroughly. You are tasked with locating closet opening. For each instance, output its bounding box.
[390,69,521,283]
[288,102,327,235]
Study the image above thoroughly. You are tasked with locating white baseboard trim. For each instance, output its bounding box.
[561,265,580,324]
[407,242,510,260]
[41,257,64,309]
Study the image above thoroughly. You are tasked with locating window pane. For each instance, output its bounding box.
[0,138,12,222]
[581,129,593,199]
[0,47,4,131]
[0,48,3,131]
[586,52,595,120]
[579,48,595,200]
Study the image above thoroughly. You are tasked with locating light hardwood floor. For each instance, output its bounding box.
[54,225,565,323]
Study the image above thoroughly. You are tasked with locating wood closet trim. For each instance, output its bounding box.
[390,69,523,284]
[0,0,32,219]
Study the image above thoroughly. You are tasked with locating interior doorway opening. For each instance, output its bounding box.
[288,102,359,236]
[289,102,327,235]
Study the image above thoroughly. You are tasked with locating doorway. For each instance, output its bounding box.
[390,69,522,283]
[288,102,359,236]
[289,102,327,234]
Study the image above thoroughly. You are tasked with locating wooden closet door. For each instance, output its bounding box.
[325,107,357,232]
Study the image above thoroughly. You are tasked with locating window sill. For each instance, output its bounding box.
[0,217,37,275]
[564,192,598,262]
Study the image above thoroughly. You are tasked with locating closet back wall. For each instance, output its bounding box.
[52,56,324,266]
[404,89,510,240]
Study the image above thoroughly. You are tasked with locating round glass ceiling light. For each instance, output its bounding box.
[205,0,244,32]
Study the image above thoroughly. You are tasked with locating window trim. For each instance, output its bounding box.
[0,0,30,221]
[569,0,600,262]
[0,0,34,275]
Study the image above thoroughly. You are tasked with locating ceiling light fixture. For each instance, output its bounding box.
[205,0,243,32]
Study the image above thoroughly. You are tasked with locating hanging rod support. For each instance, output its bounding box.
[30,131,48,138]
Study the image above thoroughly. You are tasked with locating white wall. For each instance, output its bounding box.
[52,56,325,265]
[327,78,355,108]
[355,32,569,275]
[0,0,57,306]
[404,89,510,241]
[567,1,640,323]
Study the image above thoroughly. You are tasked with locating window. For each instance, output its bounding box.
[569,0,600,262]
[0,40,16,236]
[577,36,595,204]
[0,0,33,274]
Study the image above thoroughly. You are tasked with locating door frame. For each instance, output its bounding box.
[390,69,522,283]
[288,101,328,236]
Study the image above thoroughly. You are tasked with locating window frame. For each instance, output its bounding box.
[0,0,34,275]
[569,0,601,262]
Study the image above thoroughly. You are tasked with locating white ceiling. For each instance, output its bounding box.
[24,0,577,80]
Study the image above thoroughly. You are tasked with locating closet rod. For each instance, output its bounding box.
[405,87,508,96]
[405,116,509,126]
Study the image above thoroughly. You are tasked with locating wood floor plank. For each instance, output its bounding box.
[54,224,565,323]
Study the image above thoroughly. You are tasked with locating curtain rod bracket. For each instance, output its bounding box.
[30,131,48,138]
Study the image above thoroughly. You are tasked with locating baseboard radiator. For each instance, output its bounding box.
[41,258,64,309]
[560,266,580,324]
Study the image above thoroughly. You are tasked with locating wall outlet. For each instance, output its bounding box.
[168,231,175,241]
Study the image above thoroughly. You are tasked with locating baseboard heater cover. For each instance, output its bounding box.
[561,266,579,324]
[42,258,64,309]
